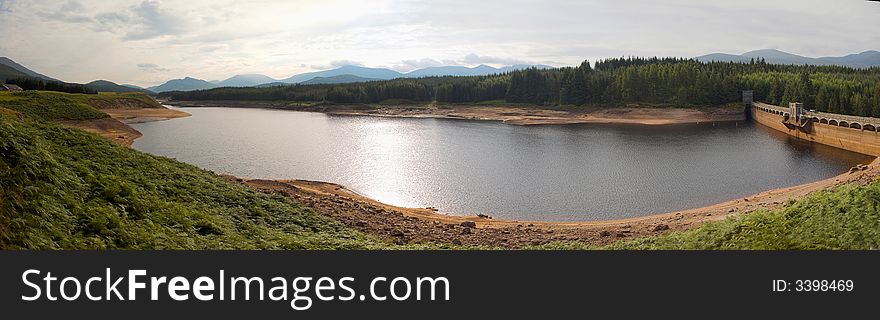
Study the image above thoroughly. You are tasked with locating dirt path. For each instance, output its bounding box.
[239,158,878,248]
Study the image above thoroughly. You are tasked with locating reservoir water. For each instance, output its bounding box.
[132,106,873,221]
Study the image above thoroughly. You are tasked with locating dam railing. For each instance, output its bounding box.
[753,102,880,132]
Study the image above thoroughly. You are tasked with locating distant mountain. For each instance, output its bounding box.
[695,49,880,68]
[0,63,29,81]
[818,51,880,68]
[404,65,501,78]
[85,80,154,94]
[300,74,380,85]
[217,74,277,87]
[150,63,553,90]
[282,65,403,84]
[147,77,217,93]
[0,57,59,81]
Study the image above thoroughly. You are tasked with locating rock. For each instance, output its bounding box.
[477,214,492,219]
[390,229,404,237]
[651,224,670,232]
[460,227,472,235]
[460,221,477,228]
[452,239,462,245]
[531,240,543,246]
[599,230,612,237]
[394,237,407,245]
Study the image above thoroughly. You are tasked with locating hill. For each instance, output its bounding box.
[217,74,277,87]
[300,74,379,85]
[0,91,390,249]
[148,77,217,93]
[85,80,154,94]
[0,57,59,81]
[696,49,880,68]
[282,65,403,83]
[0,63,29,81]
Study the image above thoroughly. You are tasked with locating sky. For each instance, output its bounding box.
[0,0,878,87]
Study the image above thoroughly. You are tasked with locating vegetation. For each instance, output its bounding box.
[529,181,880,250]
[0,91,107,121]
[162,58,880,117]
[0,108,392,249]
[5,77,97,94]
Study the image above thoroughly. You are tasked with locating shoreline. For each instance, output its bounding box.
[237,158,877,247]
[165,100,746,126]
[88,101,876,247]
[61,105,190,146]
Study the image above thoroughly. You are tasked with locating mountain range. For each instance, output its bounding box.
[3,49,879,95]
[149,64,553,93]
[695,49,880,68]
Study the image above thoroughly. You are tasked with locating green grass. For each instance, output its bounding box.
[530,181,880,250]
[72,92,163,109]
[0,91,107,121]
[0,109,394,249]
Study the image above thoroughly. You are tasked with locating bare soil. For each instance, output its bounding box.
[237,158,879,248]
[168,100,745,125]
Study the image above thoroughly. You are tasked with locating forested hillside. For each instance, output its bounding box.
[161,58,880,117]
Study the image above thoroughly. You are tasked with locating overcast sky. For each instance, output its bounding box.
[0,0,877,86]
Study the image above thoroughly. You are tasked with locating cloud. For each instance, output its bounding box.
[457,53,528,66]
[122,1,192,40]
[391,58,443,72]
[0,0,11,13]
[310,60,364,69]
[137,63,170,72]
[36,0,92,24]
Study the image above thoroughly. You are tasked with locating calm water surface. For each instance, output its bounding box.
[132,106,873,221]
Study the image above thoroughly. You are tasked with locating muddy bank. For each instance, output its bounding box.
[237,158,878,248]
[61,106,190,146]
[167,100,745,126]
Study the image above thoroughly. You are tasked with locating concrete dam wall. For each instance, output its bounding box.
[750,101,880,157]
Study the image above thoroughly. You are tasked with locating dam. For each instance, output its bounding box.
[746,91,880,157]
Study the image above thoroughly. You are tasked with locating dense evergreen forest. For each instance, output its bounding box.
[4,78,97,94]
[161,58,880,117]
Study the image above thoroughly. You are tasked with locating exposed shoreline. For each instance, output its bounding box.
[166,100,746,126]
[61,105,190,146]
[90,101,876,247]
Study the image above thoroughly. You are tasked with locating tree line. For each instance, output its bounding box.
[4,78,97,94]
[160,58,880,117]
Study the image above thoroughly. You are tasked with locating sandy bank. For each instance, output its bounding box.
[168,100,745,126]
[61,106,190,146]
[239,157,878,247]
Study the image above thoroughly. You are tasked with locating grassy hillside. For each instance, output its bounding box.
[607,183,880,250]
[86,80,155,94]
[0,91,162,122]
[0,93,388,249]
[0,91,107,120]
[531,181,880,250]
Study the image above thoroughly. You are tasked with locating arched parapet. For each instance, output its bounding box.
[839,121,849,127]
[829,120,838,126]
[851,123,862,129]
[863,124,876,132]
[819,118,828,124]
